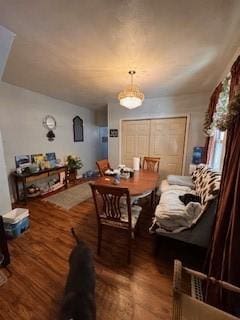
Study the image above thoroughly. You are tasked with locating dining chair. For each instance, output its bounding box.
[142,157,160,208]
[89,183,142,263]
[96,159,111,176]
[142,156,160,172]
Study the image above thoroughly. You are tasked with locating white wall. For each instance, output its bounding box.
[0,130,11,214]
[0,81,99,198]
[108,93,209,174]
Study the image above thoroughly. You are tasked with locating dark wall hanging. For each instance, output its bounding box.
[109,129,118,137]
[73,116,84,142]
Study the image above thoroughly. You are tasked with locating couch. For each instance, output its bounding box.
[151,165,221,248]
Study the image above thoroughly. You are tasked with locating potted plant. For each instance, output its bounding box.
[66,155,83,181]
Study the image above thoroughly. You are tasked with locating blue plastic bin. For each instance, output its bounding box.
[2,208,29,238]
[4,217,29,238]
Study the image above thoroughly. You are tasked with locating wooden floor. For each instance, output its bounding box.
[0,195,205,320]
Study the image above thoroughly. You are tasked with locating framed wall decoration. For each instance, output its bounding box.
[73,116,84,142]
[109,129,118,137]
[15,155,31,168]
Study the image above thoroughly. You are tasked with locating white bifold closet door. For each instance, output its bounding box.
[121,117,187,179]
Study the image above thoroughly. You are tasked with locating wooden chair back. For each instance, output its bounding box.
[96,159,111,176]
[142,156,160,172]
[90,184,132,229]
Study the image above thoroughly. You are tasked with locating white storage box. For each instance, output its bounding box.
[2,208,29,238]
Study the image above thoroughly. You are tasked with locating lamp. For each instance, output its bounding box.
[118,71,144,109]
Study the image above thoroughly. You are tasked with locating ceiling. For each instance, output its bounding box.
[0,0,240,110]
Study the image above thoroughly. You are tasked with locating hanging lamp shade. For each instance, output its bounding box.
[118,71,144,109]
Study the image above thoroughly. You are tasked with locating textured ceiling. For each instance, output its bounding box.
[0,0,240,109]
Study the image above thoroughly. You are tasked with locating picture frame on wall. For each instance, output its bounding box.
[73,116,84,142]
[109,129,118,137]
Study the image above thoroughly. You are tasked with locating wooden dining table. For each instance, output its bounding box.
[93,169,160,196]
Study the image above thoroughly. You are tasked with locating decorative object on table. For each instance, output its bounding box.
[113,173,121,184]
[29,163,40,173]
[26,184,40,197]
[46,152,56,161]
[133,157,140,171]
[46,152,57,167]
[31,153,44,164]
[66,155,83,181]
[43,115,57,141]
[192,147,204,165]
[119,167,134,179]
[73,116,84,142]
[118,70,144,109]
[15,155,31,168]
[43,181,93,210]
[109,129,118,137]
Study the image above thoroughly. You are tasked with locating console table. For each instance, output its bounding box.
[13,166,68,202]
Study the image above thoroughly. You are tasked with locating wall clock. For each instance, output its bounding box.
[42,115,56,141]
[43,115,57,130]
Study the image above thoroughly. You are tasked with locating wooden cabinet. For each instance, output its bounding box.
[13,166,68,203]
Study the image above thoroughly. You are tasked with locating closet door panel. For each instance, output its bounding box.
[149,118,186,179]
[121,120,150,167]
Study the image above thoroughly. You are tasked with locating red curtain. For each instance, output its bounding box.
[205,55,240,314]
[203,83,223,163]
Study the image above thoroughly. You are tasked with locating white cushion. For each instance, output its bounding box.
[121,205,142,228]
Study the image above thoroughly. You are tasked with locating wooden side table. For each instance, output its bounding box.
[13,166,68,203]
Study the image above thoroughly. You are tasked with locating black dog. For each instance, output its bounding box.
[60,228,96,320]
[179,193,201,206]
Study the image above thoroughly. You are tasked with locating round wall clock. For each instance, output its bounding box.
[43,115,57,130]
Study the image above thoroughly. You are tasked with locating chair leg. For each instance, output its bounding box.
[97,224,102,255]
[150,189,158,210]
[127,231,132,264]
[134,220,140,236]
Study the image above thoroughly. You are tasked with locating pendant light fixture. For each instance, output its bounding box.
[118,70,144,109]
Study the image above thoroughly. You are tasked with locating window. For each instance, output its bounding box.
[210,129,226,172]
[209,76,230,172]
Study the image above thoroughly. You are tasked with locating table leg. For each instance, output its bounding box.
[65,168,68,189]
[22,178,27,204]
[15,177,20,202]
[151,189,156,210]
